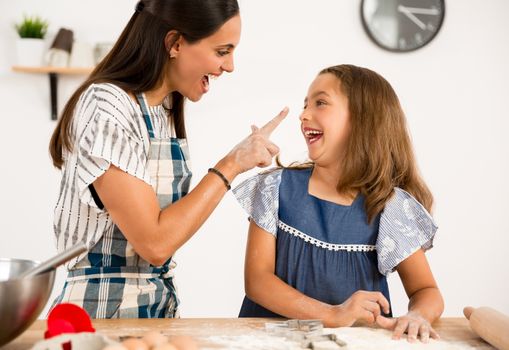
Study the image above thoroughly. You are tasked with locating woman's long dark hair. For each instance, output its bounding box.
[50,0,240,169]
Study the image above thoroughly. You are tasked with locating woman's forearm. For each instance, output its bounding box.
[153,157,239,259]
[95,156,239,266]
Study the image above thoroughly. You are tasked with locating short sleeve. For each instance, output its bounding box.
[232,168,283,236]
[75,84,152,208]
[376,187,438,276]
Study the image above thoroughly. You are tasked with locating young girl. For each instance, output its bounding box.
[233,64,444,342]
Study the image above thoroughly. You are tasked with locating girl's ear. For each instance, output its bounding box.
[165,30,182,58]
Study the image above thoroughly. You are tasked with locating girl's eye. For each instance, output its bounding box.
[217,50,230,56]
[316,100,327,106]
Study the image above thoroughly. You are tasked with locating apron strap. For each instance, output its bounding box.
[136,93,155,139]
[66,265,175,282]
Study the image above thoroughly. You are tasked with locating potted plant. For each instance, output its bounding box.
[15,15,49,67]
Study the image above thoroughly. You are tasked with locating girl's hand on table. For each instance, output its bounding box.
[376,311,440,343]
[327,290,390,327]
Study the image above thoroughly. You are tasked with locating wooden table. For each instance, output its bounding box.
[4,318,494,349]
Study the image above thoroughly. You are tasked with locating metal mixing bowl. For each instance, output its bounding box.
[0,258,56,346]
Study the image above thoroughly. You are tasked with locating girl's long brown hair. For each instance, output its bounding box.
[49,0,239,169]
[287,64,433,223]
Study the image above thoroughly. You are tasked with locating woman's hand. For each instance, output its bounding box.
[326,291,390,327]
[225,107,289,175]
[376,311,440,343]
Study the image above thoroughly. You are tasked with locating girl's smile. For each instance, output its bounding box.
[303,127,324,145]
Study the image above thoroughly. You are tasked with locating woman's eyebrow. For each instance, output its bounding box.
[216,44,235,49]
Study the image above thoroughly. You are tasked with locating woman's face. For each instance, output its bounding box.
[168,14,241,102]
[300,73,351,167]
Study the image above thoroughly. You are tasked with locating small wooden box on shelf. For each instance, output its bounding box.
[12,65,94,120]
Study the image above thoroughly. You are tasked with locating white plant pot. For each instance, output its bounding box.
[16,38,45,67]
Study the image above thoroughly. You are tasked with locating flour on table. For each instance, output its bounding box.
[325,327,483,350]
[201,327,487,350]
[202,334,300,350]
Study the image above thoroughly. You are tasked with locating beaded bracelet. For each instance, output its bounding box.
[208,168,231,191]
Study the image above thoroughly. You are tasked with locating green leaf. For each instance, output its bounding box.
[15,15,49,39]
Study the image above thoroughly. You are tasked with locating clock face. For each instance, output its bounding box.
[361,0,445,52]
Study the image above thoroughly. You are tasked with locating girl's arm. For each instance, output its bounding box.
[398,248,444,323]
[377,248,444,342]
[93,109,287,266]
[245,220,390,327]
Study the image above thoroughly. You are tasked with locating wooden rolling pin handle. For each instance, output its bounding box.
[463,306,474,320]
[463,306,509,350]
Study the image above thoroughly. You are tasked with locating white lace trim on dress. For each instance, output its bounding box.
[278,221,376,252]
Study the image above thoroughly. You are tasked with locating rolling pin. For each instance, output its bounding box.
[463,306,509,350]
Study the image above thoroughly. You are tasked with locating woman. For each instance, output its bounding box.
[49,0,288,318]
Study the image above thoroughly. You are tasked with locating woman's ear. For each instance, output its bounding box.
[165,30,182,59]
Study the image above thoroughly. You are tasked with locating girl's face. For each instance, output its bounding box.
[168,14,241,102]
[300,73,351,167]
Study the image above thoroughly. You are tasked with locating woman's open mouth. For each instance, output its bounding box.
[200,74,220,94]
[201,75,210,93]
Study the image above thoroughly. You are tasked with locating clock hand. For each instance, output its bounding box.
[397,5,426,30]
[397,6,439,16]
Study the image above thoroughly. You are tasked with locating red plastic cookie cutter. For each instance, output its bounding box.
[45,303,95,344]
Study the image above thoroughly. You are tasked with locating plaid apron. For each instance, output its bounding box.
[53,93,192,318]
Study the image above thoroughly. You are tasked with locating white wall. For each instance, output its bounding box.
[0,0,508,319]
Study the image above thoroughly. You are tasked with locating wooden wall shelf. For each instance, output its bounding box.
[12,65,94,120]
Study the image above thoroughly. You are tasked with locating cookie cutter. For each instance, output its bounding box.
[264,319,347,348]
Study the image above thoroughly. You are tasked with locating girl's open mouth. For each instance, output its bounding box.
[304,128,323,144]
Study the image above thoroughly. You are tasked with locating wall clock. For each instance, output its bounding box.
[361,0,445,52]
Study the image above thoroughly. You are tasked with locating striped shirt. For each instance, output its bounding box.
[54,83,175,269]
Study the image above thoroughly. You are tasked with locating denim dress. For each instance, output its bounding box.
[233,167,437,317]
